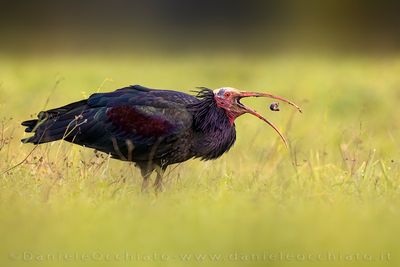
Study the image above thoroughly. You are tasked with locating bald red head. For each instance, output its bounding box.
[213,87,302,147]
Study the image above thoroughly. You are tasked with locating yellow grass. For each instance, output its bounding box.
[1,53,399,267]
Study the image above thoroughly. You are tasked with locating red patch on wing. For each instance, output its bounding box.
[107,106,173,137]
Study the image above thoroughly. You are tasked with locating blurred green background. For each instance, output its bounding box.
[1,1,400,267]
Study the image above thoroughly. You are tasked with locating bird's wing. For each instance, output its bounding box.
[86,85,196,140]
[22,85,198,161]
[71,86,196,160]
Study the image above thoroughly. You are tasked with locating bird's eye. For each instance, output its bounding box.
[224,92,231,97]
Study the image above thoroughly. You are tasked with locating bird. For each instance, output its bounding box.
[21,85,301,191]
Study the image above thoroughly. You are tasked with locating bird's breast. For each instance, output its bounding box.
[192,125,236,160]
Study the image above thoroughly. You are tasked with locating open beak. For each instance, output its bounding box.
[236,91,302,148]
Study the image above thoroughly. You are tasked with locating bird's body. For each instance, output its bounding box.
[22,85,301,191]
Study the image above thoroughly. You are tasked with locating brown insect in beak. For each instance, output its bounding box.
[236,90,302,147]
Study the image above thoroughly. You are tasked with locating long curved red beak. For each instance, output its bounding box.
[237,91,302,147]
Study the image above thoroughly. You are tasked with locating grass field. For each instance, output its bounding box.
[1,53,399,267]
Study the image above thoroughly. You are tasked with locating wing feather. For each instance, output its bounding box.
[72,86,195,161]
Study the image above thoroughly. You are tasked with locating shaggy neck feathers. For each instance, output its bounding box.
[187,88,236,160]
[189,88,231,131]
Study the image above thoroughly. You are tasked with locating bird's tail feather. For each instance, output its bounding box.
[21,119,39,133]
[21,100,88,144]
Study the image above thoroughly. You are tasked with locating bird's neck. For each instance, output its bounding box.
[188,92,237,160]
[189,92,233,133]
[224,110,240,125]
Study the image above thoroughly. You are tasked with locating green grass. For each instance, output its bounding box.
[1,53,400,267]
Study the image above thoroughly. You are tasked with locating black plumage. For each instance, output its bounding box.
[22,85,301,191]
